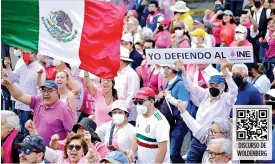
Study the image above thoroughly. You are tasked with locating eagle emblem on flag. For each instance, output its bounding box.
[41,10,77,43]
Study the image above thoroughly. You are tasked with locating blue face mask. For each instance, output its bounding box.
[214,4,223,13]
[160,67,167,78]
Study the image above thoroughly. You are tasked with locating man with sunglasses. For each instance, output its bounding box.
[2,49,46,135]
[17,135,46,164]
[128,87,170,163]
[1,77,75,147]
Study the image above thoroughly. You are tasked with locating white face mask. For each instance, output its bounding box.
[160,67,167,78]
[235,33,245,41]
[136,105,148,115]
[112,114,125,125]
[192,36,199,44]
[14,49,22,57]
[52,59,61,67]
[175,30,184,37]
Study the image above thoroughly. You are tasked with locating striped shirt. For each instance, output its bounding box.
[8,61,45,111]
[135,111,170,163]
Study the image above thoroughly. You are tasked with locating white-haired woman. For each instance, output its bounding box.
[1,110,24,163]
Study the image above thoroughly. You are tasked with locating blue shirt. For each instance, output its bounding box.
[166,75,190,117]
[129,49,143,71]
[235,82,263,105]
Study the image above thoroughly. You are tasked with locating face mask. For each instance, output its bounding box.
[175,30,184,37]
[235,33,245,41]
[52,59,61,67]
[254,1,261,8]
[112,114,125,125]
[160,67,167,78]
[23,53,32,63]
[136,105,148,115]
[209,87,220,97]
[233,74,245,87]
[14,49,22,57]
[158,25,164,31]
[149,11,155,15]
[214,4,223,13]
[192,36,199,44]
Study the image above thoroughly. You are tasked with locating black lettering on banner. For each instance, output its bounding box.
[237,51,246,57]
[154,53,161,60]
[190,52,197,59]
[245,51,251,57]
[148,53,154,60]
[215,52,222,59]
[177,53,182,59]
[165,53,171,59]
[205,52,211,59]
[221,52,226,58]
[198,52,203,59]
[185,53,190,59]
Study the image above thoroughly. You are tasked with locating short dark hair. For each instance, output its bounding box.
[144,39,155,48]
[149,0,158,8]
[64,134,88,159]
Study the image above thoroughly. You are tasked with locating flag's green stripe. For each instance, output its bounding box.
[1,0,39,52]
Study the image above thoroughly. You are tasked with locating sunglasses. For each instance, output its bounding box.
[18,148,39,155]
[67,144,82,151]
[133,99,146,105]
[264,94,275,101]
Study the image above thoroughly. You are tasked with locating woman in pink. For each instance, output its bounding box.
[170,22,191,48]
[264,19,275,62]
[84,71,117,126]
[153,19,171,48]
[210,10,236,47]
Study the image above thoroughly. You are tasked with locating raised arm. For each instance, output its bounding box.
[36,69,44,87]
[1,76,31,105]
[66,71,81,94]
[209,10,223,27]
[84,71,97,97]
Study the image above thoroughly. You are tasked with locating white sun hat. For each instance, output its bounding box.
[120,46,133,62]
[170,1,190,13]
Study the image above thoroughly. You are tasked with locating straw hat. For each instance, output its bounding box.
[170,1,190,13]
[120,46,133,62]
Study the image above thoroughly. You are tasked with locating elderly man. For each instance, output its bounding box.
[230,25,253,47]
[190,28,207,48]
[192,18,213,48]
[18,135,46,164]
[175,59,238,163]
[1,77,75,146]
[114,46,140,126]
[205,138,233,164]
[2,49,46,135]
[1,111,24,163]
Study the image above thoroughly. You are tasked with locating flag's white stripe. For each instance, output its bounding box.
[38,0,85,67]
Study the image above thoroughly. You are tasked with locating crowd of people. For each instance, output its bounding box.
[1,0,275,163]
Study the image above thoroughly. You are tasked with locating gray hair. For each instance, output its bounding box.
[212,119,232,140]
[128,17,139,26]
[1,111,20,130]
[209,138,232,156]
[232,64,248,75]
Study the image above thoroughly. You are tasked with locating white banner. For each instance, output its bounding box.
[145,47,254,64]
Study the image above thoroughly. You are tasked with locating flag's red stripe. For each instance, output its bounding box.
[137,140,158,149]
[79,0,126,78]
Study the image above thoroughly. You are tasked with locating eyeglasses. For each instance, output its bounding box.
[264,94,275,101]
[133,99,146,105]
[40,89,58,94]
[67,144,82,151]
[205,150,226,158]
[209,129,224,136]
[18,148,39,155]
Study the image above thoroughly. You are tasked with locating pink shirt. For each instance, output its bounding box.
[229,40,253,47]
[153,30,171,48]
[266,38,275,58]
[30,96,75,146]
[94,90,112,126]
[207,13,221,44]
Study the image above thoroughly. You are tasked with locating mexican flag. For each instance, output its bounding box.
[1,0,126,78]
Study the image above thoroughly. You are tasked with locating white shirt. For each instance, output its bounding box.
[114,65,140,121]
[8,60,46,111]
[96,121,136,152]
[136,111,170,163]
[182,75,238,130]
[248,75,271,94]
[191,33,212,48]
[253,6,271,25]
[249,24,259,39]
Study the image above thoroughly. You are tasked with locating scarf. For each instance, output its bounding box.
[2,130,19,163]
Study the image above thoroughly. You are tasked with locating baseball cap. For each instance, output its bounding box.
[194,18,204,24]
[17,135,46,153]
[190,28,206,38]
[121,34,133,43]
[223,10,233,16]
[160,19,170,26]
[174,22,185,28]
[235,25,247,33]
[204,21,213,29]
[109,100,129,116]
[40,80,58,90]
[209,75,225,84]
[159,64,179,71]
[133,87,155,100]
[100,151,128,164]
[72,118,97,137]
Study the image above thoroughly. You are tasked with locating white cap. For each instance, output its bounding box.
[121,34,133,43]
[160,64,179,71]
[110,100,128,113]
[235,25,247,33]
[120,46,133,62]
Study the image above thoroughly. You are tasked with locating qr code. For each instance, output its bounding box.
[236,109,269,141]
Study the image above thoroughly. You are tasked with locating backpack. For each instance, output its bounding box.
[155,79,182,131]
